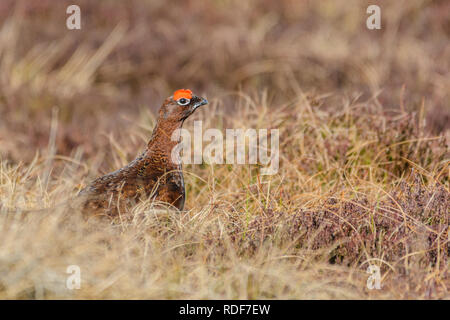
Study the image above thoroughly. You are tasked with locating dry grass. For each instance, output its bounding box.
[0,0,449,299]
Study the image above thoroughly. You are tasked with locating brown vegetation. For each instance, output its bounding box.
[0,0,448,299]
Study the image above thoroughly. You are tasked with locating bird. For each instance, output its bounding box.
[75,89,208,218]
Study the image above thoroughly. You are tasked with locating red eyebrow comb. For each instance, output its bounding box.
[173,89,193,100]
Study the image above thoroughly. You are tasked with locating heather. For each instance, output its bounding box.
[0,0,448,299]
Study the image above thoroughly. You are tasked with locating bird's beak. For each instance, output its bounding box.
[193,97,208,109]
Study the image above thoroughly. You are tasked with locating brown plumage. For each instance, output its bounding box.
[77,89,208,218]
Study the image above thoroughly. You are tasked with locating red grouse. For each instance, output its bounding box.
[77,89,208,218]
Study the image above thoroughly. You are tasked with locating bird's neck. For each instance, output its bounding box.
[145,119,184,165]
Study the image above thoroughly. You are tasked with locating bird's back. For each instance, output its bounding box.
[78,151,185,217]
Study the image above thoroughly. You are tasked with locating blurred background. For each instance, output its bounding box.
[0,0,448,163]
[0,1,448,299]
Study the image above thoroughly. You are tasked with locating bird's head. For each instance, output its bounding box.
[159,89,208,122]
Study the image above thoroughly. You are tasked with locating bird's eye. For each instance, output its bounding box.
[177,98,190,106]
